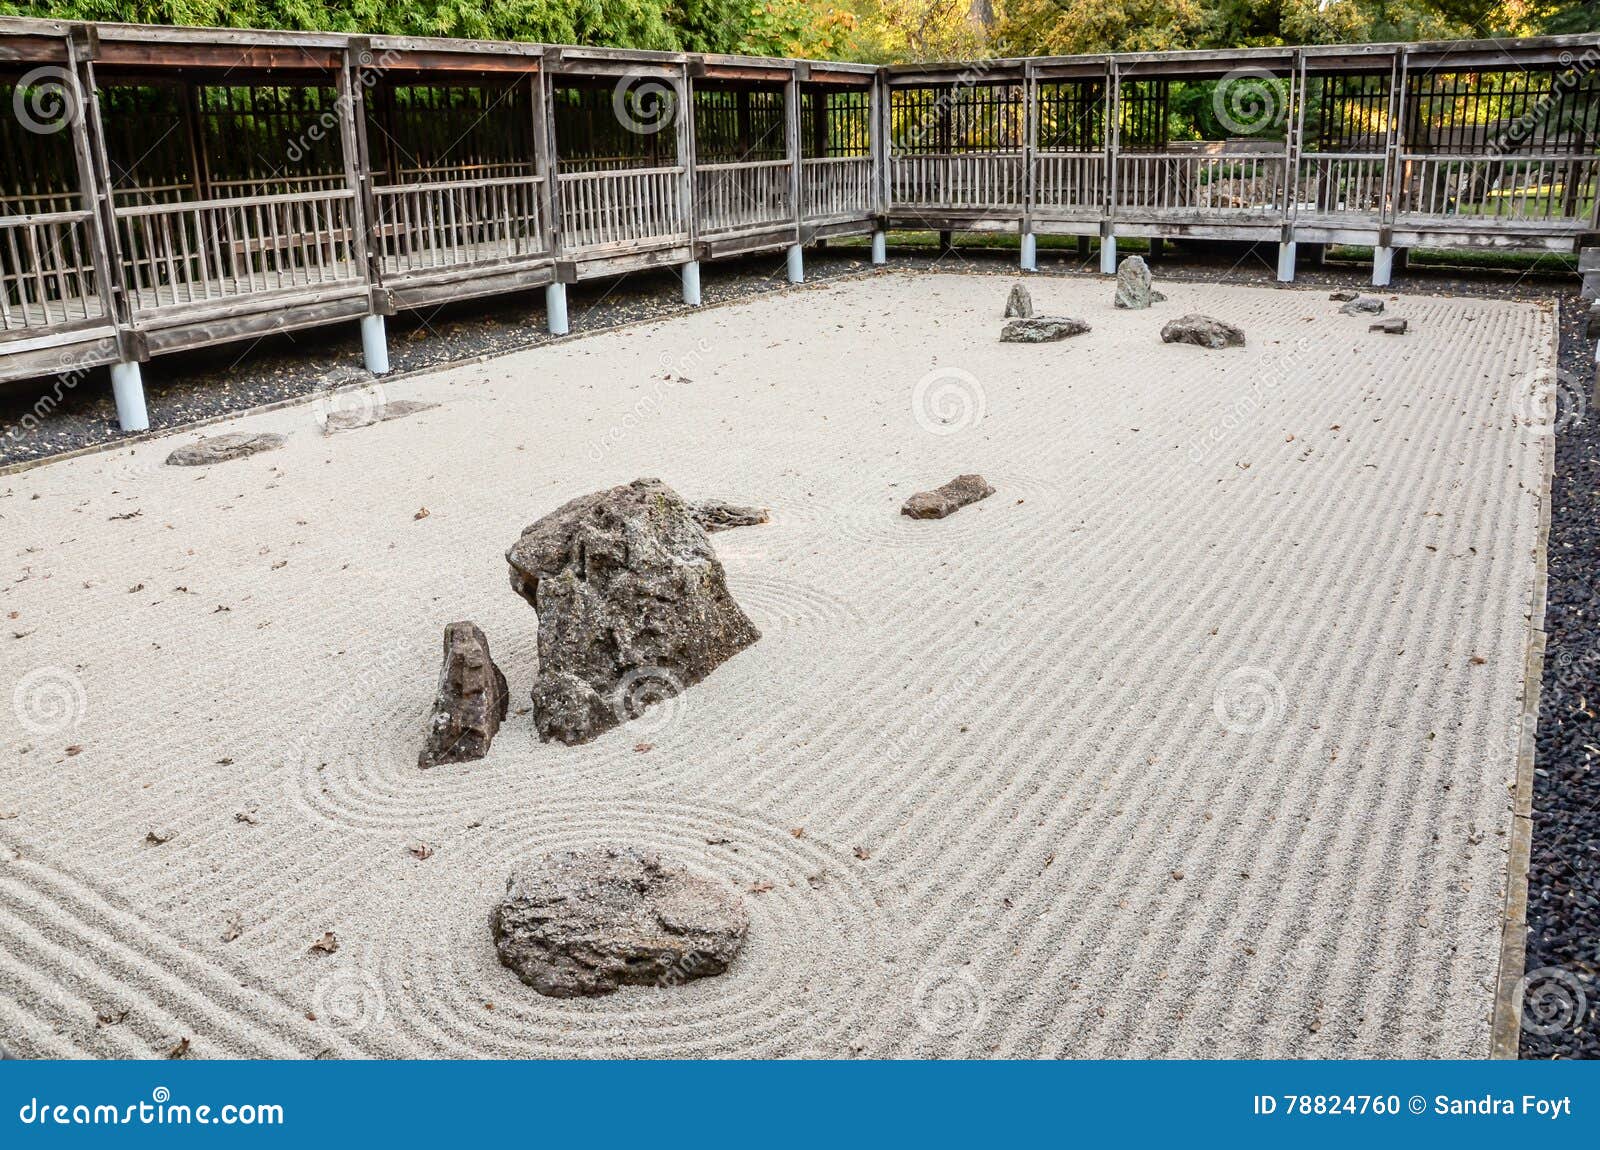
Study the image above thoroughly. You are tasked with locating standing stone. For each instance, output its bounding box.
[506,478,760,745]
[1160,314,1246,349]
[165,433,285,467]
[1004,282,1033,318]
[492,847,748,997]
[902,474,996,520]
[1000,316,1092,343]
[1113,255,1166,309]
[418,621,509,768]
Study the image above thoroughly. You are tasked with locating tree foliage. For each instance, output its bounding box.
[1,0,1596,58]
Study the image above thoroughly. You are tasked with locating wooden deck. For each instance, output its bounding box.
[2,19,1598,386]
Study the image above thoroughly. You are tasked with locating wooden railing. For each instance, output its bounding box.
[557,166,687,251]
[1034,152,1107,215]
[0,209,107,334]
[113,190,362,313]
[892,153,1024,209]
[374,174,547,276]
[1297,153,1389,220]
[1115,153,1289,217]
[1396,154,1600,223]
[696,159,793,235]
[802,156,874,219]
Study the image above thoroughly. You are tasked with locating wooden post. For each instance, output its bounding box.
[530,64,561,262]
[676,63,697,254]
[63,31,121,340]
[336,42,387,372]
[1021,60,1037,270]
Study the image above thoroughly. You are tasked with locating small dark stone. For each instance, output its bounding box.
[1339,296,1386,316]
[165,433,285,467]
[1328,290,1361,302]
[323,399,437,435]
[1000,316,1092,343]
[1369,318,1408,334]
[1004,283,1033,318]
[506,478,760,745]
[1160,314,1246,349]
[690,499,769,533]
[418,621,509,768]
[492,846,748,997]
[902,473,996,520]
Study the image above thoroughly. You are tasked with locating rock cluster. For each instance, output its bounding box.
[492,847,749,997]
[902,474,995,520]
[1113,256,1166,310]
[506,478,760,745]
[165,433,286,467]
[1160,314,1246,349]
[418,621,510,767]
[1001,316,1092,343]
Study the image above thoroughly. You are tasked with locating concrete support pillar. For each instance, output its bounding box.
[545,282,569,335]
[786,243,804,284]
[681,260,701,306]
[1276,241,1297,284]
[1099,235,1117,275]
[110,361,148,433]
[1372,246,1394,288]
[360,315,390,376]
[870,230,887,265]
[1020,232,1037,272]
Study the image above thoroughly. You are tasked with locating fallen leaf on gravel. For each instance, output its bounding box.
[96,1008,129,1027]
[145,827,176,845]
[747,880,774,894]
[790,827,805,838]
[128,584,144,593]
[221,913,243,942]
[853,846,871,860]
[633,742,653,753]
[309,931,339,955]
[64,745,82,757]
[1171,870,1185,881]
[413,507,430,520]
[165,1037,191,1059]
[234,809,258,825]
[409,842,434,861]
[0,811,14,820]
[1470,655,1486,665]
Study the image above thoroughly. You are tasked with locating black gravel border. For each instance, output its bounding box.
[2,238,1594,1057]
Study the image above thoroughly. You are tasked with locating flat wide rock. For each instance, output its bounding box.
[492,847,748,997]
[1370,318,1408,334]
[506,478,760,745]
[1000,316,1091,343]
[418,621,510,768]
[902,473,995,520]
[1339,296,1386,316]
[323,399,437,435]
[1113,255,1166,310]
[1160,314,1246,349]
[690,498,769,533]
[1004,282,1033,318]
[165,433,286,467]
